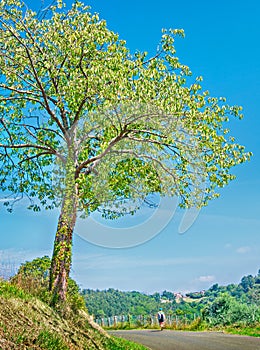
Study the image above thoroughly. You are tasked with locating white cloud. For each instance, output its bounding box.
[236,246,251,254]
[198,275,215,283]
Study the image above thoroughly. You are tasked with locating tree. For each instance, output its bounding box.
[203,293,260,326]
[162,290,175,301]
[256,270,260,284]
[0,0,251,305]
[240,275,255,292]
[152,292,161,304]
[11,255,50,296]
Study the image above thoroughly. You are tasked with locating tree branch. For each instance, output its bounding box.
[0,142,55,152]
[0,118,14,143]
[19,123,64,140]
[75,129,128,178]
[127,135,181,157]
[109,149,178,183]
[18,151,52,165]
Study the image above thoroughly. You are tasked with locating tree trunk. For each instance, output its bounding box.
[49,161,78,306]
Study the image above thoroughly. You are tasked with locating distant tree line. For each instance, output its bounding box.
[82,269,260,327]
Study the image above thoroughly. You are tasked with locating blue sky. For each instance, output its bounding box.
[1,0,260,294]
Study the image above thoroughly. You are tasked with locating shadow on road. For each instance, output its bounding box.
[150,330,163,333]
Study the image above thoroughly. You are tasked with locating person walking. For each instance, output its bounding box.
[157,308,166,330]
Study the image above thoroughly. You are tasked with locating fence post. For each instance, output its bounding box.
[127,314,131,328]
[114,316,117,327]
[121,315,125,326]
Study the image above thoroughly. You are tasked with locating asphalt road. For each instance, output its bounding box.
[110,330,260,350]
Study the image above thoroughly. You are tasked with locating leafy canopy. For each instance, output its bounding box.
[0,0,251,217]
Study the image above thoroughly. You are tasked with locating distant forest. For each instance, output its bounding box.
[82,270,260,327]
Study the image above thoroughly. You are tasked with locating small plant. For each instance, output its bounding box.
[0,280,31,300]
[15,333,28,345]
[36,330,69,350]
[185,317,207,331]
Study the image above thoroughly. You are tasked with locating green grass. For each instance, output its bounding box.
[106,336,149,350]
[225,324,260,337]
[36,330,70,350]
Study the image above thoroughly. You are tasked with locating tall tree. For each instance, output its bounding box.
[0,0,251,305]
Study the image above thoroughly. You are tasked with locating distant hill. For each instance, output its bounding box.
[82,269,260,325]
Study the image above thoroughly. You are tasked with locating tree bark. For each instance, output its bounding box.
[49,161,78,305]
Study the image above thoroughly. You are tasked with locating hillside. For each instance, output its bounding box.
[0,280,148,350]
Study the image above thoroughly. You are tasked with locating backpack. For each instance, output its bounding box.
[158,312,164,322]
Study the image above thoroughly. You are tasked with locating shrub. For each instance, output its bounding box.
[203,293,260,326]
[11,256,86,313]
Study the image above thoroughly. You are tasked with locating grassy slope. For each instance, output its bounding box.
[0,281,148,350]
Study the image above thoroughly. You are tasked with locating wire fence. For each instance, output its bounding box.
[95,313,201,329]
